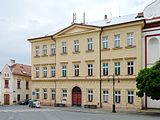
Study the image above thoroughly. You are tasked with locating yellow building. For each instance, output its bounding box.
[28,13,144,110]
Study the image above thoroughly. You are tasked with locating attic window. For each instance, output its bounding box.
[135,12,144,18]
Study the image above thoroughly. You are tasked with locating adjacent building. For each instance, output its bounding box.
[0,60,31,105]
[28,13,145,109]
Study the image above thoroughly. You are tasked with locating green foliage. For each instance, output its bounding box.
[136,60,160,100]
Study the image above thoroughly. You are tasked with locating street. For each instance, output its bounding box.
[0,106,159,120]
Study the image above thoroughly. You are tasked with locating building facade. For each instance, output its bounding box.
[142,0,160,108]
[29,13,145,110]
[0,62,31,105]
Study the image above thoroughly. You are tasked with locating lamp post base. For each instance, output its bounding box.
[112,104,116,113]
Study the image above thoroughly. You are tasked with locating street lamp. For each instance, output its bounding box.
[108,74,119,113]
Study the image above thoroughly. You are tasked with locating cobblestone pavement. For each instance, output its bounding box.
[0,105,159,120]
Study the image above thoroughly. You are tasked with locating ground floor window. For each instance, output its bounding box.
[35,89,40,99]
[128,91,134,104]
[115,91,121,103]
[51,89,56,100]
[103,90,109,103]
[88,90,93,102]
[26,94,29,99]
[43,89,47,99]
[17,94,20,102]
[62,89,67,98]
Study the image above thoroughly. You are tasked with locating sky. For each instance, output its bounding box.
[0,0,155,70]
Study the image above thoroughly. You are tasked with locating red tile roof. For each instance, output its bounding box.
[10,64,31,77]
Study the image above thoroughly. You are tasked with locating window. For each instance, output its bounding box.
[114,34,120,48]
[35,89,40,99]
[62,42,67,53]
[62,89,67,97]
[114,62,120,75]
[43,45,47,55]
[62,65,67,77]
[43,89,47,99]
[17,94,21,102]
[103,90,109,103]
[87,38,93,50]
[128,61,134,75]
[36,67,40,78]
[103,63,108,76]
[4,80,9,88]
[17,80,21,89]
[74,65,79,76]
[26,94,29,99]
[115,91,121,103]
[74,40,79,52]
[127,33,134,46]
[51,66,56,77]
[102,36,108,49]
[51,44,56,55]
[35,46,40,56]
[128,91,134,104]
[43,67,47,77]
[51,89,56,100]
[88,90,93,102]
[88,64,93,76]
[26,81,29,89]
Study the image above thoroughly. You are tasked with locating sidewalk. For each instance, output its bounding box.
[41,105,160,114]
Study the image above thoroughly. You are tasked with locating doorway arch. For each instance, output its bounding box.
[72,86,82,106]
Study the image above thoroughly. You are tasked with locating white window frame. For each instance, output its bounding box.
[74,65,79,76]
[43,45,47,55]
[62,42,67,53]
[43,67,47,77]
[103,63,108,76]
[103,90,109,103]
[102,36,108,49]
[115,91,121,103]
[62,89,67,98]
[88,90,93,102]
[87,38,93,50]
[74,40,79,52]
[51,89,56,100]
[88,64,93,76]
[51,66,56,77]
[43,89,47,100]
[36,67,40,78]
[35,46,40,56]
[114,34,120,48]
[51,44,56,55]
[127,33,134,46]
[35,89,40,99]
[127,61,134,75]
[62,65,67,77]
[128,91,134,104]
[114,62,120,75]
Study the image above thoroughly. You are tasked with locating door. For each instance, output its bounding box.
[72,87,82,106]
[4,94,10,105]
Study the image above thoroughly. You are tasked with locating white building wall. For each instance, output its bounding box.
[142,27,160,108]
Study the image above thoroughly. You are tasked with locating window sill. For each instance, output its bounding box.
[61,52,68,55]
[50,54,56,56]
[41,55,48,57]
[101,48,110,51]
[112,47,123,50]
[125,45,136,49]
[72,51,80,54]
[86,50,94,53]
[34,55,40,58]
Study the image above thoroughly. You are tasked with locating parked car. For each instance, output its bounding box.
[19,99,31,105]
[29,100,41,108]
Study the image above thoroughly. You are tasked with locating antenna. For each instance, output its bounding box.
[72,13,76,24]
[83,12,85,24]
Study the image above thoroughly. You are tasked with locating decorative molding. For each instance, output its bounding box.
[72,61,81,63]
[124,57,136,60]
[60,62,68,64]
[85,50,94,53]
[85,60,95,62]
[125,45,136,49]
[112,47,123,50]
[72,51,81,54]
[101,59,111,62]
[112,58,123,61]
[101,48,110,51]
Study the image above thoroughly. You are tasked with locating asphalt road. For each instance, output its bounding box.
[0,106,159,120]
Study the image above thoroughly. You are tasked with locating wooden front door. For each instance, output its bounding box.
[72,87,82,106]
[4,94,10,105]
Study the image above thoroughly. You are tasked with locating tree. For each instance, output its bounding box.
[136,60,160,100]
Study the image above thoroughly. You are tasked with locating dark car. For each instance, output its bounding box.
[19,99,31,105]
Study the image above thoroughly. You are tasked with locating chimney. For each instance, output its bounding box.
[104,15,108,20]
[10,59,15,66]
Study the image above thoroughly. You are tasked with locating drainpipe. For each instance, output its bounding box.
[99,28,103,108]
[51,36,57,105]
